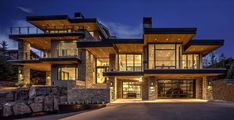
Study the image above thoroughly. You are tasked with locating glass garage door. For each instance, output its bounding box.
[122,82,141,99]
[158,80,195,98]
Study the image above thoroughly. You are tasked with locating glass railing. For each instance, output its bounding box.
[16,49,81,60]
[56,49,80,58]
[147,60,200,69]
[9,25,89,35]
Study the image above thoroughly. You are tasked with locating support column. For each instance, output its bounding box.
[142,77,149,100]
[148,76,156,100]
[202,76,207,99]
[18,41,30,60]
[107,77,117,101]
[196,78,202,99]
[46,71,51,86]
[109,54,116,71]
[23,66,30,85]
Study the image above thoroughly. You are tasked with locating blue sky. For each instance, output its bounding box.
[1,0,234,57]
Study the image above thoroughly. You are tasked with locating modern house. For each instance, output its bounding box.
[8,12,225,101]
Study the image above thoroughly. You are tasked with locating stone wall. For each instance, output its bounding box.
[67,88,110,103]
[0,86,67,117]
[212,80,234,102]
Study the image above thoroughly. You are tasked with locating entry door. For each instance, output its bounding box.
[158,80,195,98]
[122,82,141,99]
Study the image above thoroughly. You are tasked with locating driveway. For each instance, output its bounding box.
[20,101,234,120]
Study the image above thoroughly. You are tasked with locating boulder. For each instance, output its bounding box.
[34,96,44,103]
[29,87,36,99]
[13,102,31,115]
[30,103,43,112]
[3,102,15,117]
[44,96,54,111]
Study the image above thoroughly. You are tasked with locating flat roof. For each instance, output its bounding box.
[144,28,197,34]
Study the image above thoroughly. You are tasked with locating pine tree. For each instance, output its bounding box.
[227,62,234,79]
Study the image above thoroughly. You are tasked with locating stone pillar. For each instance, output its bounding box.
[18,41,30,60]
[107,77,117,101]
[23,66,30,85]
[148,76,156,100]
[46,71,51,86]
[109,54,116,71]
[196,78,202,99]
[142,77,149,100]
[143,46,148,70]
[202,76,207,99]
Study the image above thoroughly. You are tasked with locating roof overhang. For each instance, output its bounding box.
[184,40,224,56]
[144,28,197,45]
[144,69,226,78]
[9,32,84,50]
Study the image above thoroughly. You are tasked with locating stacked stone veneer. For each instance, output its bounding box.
[67,88,110,104]
[0,86,67,117]
[212,80,234,102]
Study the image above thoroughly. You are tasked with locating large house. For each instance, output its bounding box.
[8,12,225,101]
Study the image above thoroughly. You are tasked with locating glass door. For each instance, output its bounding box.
[122,82,141,99]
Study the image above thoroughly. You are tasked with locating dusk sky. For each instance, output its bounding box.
[0,0,234,57]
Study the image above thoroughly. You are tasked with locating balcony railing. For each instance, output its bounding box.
[17,49,81,60]
[148,60,200,69]
[9,25,90,35]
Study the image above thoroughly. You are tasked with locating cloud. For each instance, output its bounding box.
[100,21,142,38]
[17,6,32,14]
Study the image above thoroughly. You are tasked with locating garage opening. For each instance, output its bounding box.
[158,80,195,98]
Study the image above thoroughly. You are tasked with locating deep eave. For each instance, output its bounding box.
[103,71,144,76]
[144,28,197,34]
[144,69,226,75]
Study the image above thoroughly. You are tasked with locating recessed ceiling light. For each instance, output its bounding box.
[155,38,157,40]
[166,38,169,41]
[178,38,181,41]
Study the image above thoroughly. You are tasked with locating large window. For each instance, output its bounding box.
[118,54,142,71]
[181,54,200,69]
[96,59,109,84]
[58,66,78,80]
[148,44,181,69]
[57,41,79,57]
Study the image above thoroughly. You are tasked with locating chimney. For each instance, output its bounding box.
[143,17,152,28]
[74,12,84,19]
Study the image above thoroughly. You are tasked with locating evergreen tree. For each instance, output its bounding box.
[227,62,234,79]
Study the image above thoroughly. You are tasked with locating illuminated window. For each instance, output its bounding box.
[57,41,78,57]
[118,54,142,71]
[148,44,179,69]
[58,66,78,80]
[182,54,200,69]
[96,59,109,84]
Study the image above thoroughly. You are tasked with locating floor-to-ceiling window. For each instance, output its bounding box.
[181,54,200,69]
[96,59,109,84]
[148,44,181,69]
[57,41,79,57]
[118,54,142,71]
[58,65,78,80]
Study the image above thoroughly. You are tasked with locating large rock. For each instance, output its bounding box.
[44,96,54,111]
[34,96,44,103]
[29,87,36,99]
[13,102,31,115]
[3,102,15,117]
[16,88,29,101]
[30,103,43,112]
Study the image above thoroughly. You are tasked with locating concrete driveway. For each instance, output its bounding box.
[21,101,234,120]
